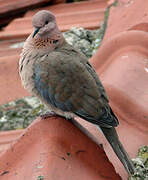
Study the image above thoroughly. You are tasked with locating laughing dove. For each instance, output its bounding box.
[19,10,135,175]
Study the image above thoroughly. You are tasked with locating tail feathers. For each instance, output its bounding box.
[98,107,119,127]
[109,107,119,126]
[100,126,135,175]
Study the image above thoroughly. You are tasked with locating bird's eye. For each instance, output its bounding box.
[45,21,49,24]
[53,40,59,44]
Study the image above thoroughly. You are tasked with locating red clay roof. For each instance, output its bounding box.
[0,117,121,180]
[0,0,148,179]
[104,0,148,41]
[0,0,52,28]
[90,30,148,178]
[0,0,108,40]
[0,129,24,154]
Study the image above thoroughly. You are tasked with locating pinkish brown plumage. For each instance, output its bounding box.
[19,10,135,175]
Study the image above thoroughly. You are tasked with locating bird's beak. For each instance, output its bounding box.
[32,28,40,38]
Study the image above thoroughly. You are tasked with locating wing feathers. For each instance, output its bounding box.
[34,50,118,127]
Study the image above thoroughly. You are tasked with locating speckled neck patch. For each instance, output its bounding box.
[33,34,62,49]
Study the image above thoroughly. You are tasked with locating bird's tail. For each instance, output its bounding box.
[100,126,135,175]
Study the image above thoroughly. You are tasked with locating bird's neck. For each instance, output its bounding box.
[34,31,64,49]
[23,31,65,55]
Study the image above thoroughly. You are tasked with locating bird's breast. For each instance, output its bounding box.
[19,54,37,95]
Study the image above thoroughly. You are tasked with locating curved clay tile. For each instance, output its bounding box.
[0,0,52,28]
[104,0,148,41]
[0,0,148,179]
[0,55,29,105]
[90,30,148,178]
[0,117,121,180]
[0,0,107,40]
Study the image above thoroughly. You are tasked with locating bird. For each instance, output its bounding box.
[19,10,135,175]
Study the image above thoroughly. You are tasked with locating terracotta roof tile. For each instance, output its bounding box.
[90,30,148,178]
[0,0,147,179]
[0,0,53,27]
[0,39,23,57]
[25,0,107,16]
[103,0,148,41]
[0,129,24,153]
[0,0,108,40]
[0,117,121,180]
[0,55,29,105]
[0,0,49,14]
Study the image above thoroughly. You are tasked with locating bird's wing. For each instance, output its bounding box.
[84,61,109,102]
[34,50,118,127]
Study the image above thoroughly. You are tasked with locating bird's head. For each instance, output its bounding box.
[32,10,59,38]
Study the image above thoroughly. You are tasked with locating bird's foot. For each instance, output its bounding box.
[40,111,59,119]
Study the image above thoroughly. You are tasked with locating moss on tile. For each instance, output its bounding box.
[129,146,148,180]
[37,175,44,180]
[63,0,119,57]
[63,27,101,58]
[0,97,48,131]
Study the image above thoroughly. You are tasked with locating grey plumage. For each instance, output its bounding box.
[19,10,135,175]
